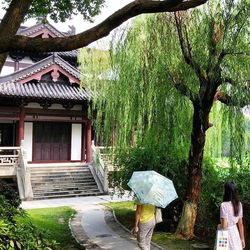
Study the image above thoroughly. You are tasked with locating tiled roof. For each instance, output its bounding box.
[16,23,78,58]
[0,55,80,83]
[0,54,92,102]
[47,50,78,58]
[0,81,91,101]
[17,23,65,37]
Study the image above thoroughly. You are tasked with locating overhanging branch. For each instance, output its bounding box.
[0,0,32,71]
[0,0,32,35]
[215,91,250,108]
[0,0,208,53]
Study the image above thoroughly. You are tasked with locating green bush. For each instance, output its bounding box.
[0,181,57,250]
[0,179,21,208]
[110,146,188,199]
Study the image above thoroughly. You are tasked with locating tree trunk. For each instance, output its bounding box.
[0,0,33,72]
[0,53,8,73]
[176,102,210,238]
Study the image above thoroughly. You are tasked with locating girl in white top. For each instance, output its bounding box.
[219,181,245,250]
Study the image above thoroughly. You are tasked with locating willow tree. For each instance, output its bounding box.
[80,0,250,238]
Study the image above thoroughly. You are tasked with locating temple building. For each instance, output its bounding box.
[0,22,107,199]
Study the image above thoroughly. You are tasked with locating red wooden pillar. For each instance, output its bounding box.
[18,108,25,146]
[86,120,92,163]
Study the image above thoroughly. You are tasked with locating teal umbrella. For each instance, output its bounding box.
[127,171,178,208]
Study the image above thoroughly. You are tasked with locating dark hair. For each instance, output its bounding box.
[223,181,240,216]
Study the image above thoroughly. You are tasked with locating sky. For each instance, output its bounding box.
[0,0,133,48]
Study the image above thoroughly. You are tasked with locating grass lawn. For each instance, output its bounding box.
[106,201,210,250]
[22,206,84,250]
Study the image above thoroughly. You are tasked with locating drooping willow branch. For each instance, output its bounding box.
[174,12,206,85]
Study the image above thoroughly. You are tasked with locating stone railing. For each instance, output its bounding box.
[0,147,20,166]
[16,141,33,200]
[91,142,108,193]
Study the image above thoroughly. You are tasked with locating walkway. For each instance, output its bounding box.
[21,195,160,250]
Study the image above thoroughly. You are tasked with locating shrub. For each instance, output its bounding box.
[110,146,188,199]
[0,181,57,250]
[0,179,21,208]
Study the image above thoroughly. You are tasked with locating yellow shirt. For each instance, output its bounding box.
[138,203,155,224]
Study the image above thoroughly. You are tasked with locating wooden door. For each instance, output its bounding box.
[33,122,71,161]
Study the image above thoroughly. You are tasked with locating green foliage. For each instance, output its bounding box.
[0,182,57,250]
[0,180,21,208]
[80,0,249,164]
[80,15,194,152]
[110,145,188,199]
[3,0,105,22]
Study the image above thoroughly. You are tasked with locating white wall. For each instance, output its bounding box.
[24,122,33,162]
[20,57,33,64]
[71,124,82,161]
[1,65,14,76]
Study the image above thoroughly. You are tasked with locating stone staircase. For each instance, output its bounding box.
[30,165,103,200]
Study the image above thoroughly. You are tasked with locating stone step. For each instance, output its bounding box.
[30,170,91,175]
[33,191,103,200]
[31,171,91,176]
[30,173,93,178]
[33,183,99,190]
[33,188,101,196]
[30,165,87,169]
[30,165,103,200]
[33,187,100,194]
[31,179,96,186]
[32,183,98,191]
[31,176,94,183]
[30,168,90,173]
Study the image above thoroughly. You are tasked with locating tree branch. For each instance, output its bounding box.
[173,82,198,102]
[219,50,250,60]
[174,12,207,85]
[0,0,32,71]
[170,74,198,102]
[0,0,208,53]
[0,0,32,35]
[206,19,223,73]
[215,91,250,108]
[165,67,198,102]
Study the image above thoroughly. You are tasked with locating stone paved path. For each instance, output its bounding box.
[22,195,162,250]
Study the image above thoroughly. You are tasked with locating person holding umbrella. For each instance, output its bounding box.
[128,171,178,250]
[132,202,156,250]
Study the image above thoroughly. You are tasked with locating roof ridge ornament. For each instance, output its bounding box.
[52,52,58,63]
